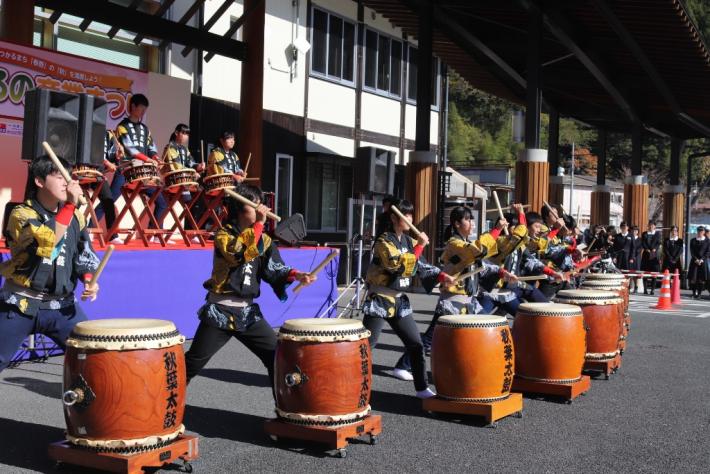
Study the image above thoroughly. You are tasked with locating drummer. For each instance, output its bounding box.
[184,184,315,388]
[0,155,100,372]
[526,211,575,298]
[115,94,168,242]
[206,130,246,183]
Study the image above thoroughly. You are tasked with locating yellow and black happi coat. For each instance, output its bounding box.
[200,223,293,331]
[115,118,158,162]
[527,225,574,272]
[363,232,440,319]
[0,200,99,316]
[207,146,241,176]
[162,141,197,172]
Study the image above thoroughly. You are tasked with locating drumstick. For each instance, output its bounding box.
[223,188,281,222]
[88,245,114,287]
[452,265,485,283]
[243,152,252,175]
[42,141,87,206]
[292,249,339,294]
[492,190,509,236]
[576,205,581,225]
[516,275,550,282]
[390,205,423,240]
[486,204,530,213]
[200,139,205,164]
[543,200,568,232]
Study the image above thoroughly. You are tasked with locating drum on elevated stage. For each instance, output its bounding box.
[274,319,372,426]
[554,290,623,364]
[513,303,586,383]
[162,168,200,193]
[431,315,514,402]
[72,164,104,184]
[122,162,162,189]
[203,173,236,196]
[62,319,187,451]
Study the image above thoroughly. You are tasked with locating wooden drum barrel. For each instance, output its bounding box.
[554,290,623,362]
[581,275,631,332]
[62,319,187,451]
[513,303,586,383]
[431,315,514,402]
[274,319,372,426]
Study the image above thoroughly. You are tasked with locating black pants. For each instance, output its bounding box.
[92,180,117,234]
[184,319,277,386]
[363,314,428,391]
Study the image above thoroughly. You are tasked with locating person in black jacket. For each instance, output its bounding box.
[662,225,684,276]
[688,226,710,299]
[641,221,662,295]
[629,226,643,293]
[612,222,633,270]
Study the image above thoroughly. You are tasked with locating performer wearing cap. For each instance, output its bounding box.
[662,225,683,276]
[641,220,662,295]
[206,130,246,182]
[362,199,455,397]
[184,184,315,386]
[0,155,100,372]
[688,226,710,299]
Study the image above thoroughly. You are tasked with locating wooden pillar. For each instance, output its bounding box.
[415,4,433,151]
[548,175,565,208]
[663,184,685,237]
[623,176,649,228]
[515,149,548,213]
[238,0,265,184]
[406,151,437,262]
[591,185,611,226]
[0,0,34,45]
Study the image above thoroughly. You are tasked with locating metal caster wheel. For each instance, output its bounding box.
[183,461,193,473]
[565,399,573,405]
[369,434,378,445]
[486,421,498,429]
[269,435,279,443]
[338,448,347,458]
[604,374,610,380]
[513,411,523,419]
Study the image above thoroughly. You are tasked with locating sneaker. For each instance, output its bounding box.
[109,237,123,245]
[148,236,161,244]
[392,368,414,381]
[416,387,437,399]
[191,236,202,244]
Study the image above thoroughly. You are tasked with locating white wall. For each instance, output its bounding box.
[201,1,244,103]
[306,132,354,156]
[308,78,356,127]
[361,92,400,137]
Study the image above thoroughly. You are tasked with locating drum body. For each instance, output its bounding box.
[580,278,630,339]
[431,315,513,401]
[554,290,623,361]
[513,303,586,383]
[163,169,199,193]
[72,164,103,184]
[122,163,161,188]
[275,319,372,426]
[203,173,236,196]
[62,319,187,450]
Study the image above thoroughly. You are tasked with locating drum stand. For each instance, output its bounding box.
[263,415,382,458]
[79,180,107,248]
[423,393,524,427]
[162,188,207,247]
[48,434,199,474]
[583,353,622,380]
[196,192,227,232]
[512,375,591,402]
[106,181,170,247]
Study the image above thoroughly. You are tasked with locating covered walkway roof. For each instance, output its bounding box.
[365,0,710,139]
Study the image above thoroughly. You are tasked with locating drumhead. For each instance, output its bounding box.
[204,173,234,181]
[517,302,582,317]
[580,280,623,289]
[582,273,625,281]
[279,318,370,342]
[436,315,508,328]
[66,318,185,350]
[554,289,622,305]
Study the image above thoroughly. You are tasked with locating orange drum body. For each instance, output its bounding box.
[62,319,187,450]
[203,173,236,196]
[72,164,103,184]
[122,163,161,188]
[513,303,586,383]
[431,315,514,402]
[162,169,200,193]
[581,274,631,333]
[274,319,372,426]
[554,290,623,362]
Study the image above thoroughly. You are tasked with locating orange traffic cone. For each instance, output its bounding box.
[671,269,682,306]
[653,270,673,310]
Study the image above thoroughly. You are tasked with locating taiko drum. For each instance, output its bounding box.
[554,290,623,362]
[580,278,630,344]
[62,319,187,451]
[431,315,514,402]
[274,319,372,426]
[513,303,586,383]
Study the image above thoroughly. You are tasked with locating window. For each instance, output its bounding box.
[310,8,355,84]
[275,154,293,216]
[406,46,440,107]
[306,157,353,231]
[364,29,402,97]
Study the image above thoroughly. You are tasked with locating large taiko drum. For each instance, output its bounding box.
[203,173,236,196]
[274,319,372,427]
[513,303,586,383]
[62,319,187,451]
[431,315,514,402]
[581,273,631,331]
[554,290,623,362]
[122,162,162,188]
[162,168,200,193]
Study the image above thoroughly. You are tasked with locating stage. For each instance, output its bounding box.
[0,242,340,361]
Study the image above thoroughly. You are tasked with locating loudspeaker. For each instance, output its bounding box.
[354,146,395,195]
[22,88,80,162]
[77,94,108,166]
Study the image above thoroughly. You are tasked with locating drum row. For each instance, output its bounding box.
[59,273,629,451]
[72,163,236,196]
